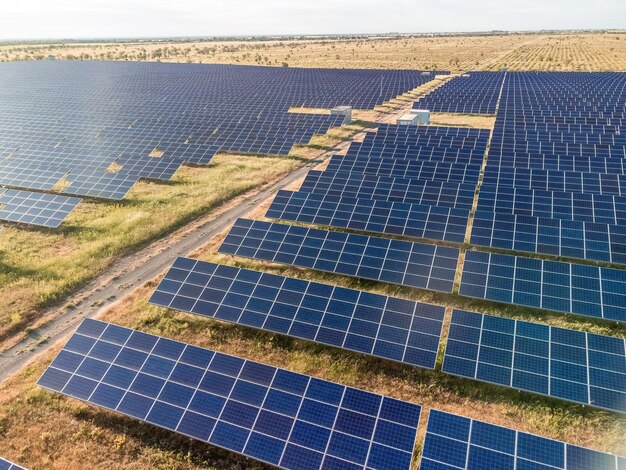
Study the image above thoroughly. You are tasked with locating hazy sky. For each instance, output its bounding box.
[1,0,624,40]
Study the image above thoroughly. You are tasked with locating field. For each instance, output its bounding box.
[2,32,626,71]
[1,32,626,470]
[1,210,625,469]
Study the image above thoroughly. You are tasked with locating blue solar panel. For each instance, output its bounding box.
[459,250,626,322]
[482,166,626,196]
[218,218,460,292]
[413,72,506,115]
[477,184,626,226]
[38,319,423,470]
[299,170,476,210]
[0,457,25,470]
[0,188,81,228]
[443,309,626,413]
[1,62,442,202]
[471,210,626,264]
[149,258,445,369]
[266,189,469,243]
[421,409,625,470]
[324,157,481,184]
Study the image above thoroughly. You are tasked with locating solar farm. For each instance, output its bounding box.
[1,41,626,470]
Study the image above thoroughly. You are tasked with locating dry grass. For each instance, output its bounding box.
[0,154,301,344]
[2,33,625,71]
[493,34,626,71]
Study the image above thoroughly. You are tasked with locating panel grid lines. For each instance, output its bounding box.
[38,319,423,470]
[150,258,446,369]
[442,309,626,413]
[218,219,459,293]
[421,409,624,470]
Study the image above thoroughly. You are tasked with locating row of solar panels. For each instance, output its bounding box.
[37,315,626,470]
[0,62,442,217]
[412,72,506,115]
[150,257,626,414]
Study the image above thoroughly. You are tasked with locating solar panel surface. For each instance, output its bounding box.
[266,189,469,243]
[0,458,25,470]
[443,309,626,413]
[459,250,626,322]
[38,319,423,470]
[149,258,445,369]
[218,218,460,292]
[421,409,626,470]
[0,188,81,228]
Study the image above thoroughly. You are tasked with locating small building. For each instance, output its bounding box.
[397,113,418,126]
[331,106,352,123]
[409,109,430,125]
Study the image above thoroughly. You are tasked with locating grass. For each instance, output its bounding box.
[0,153,302,344]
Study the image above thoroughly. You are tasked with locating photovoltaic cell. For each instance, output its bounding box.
[421,409,625,470]
[299,170,476,210]
[470,210,626,264]
[443,309,626,413]
[150,258,445,369]
[266,189,469,243]
[0,188,81,228]
[324,157,481,184]
[218,218,459,292]
[476,184,626,226]
[38,319,423,470]
[459,250,626,322]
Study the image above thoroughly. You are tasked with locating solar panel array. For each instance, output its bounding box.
[473,72,626,267]
[412,72,506,114]
[266,189,469,243]
[218,218,459,292]
[0,188,80,228]
[459,250,626,322]
[38,318,422,470]
[471,210,626,264]
[0,458,25,470]
[443,309,626,413]
[149,257,445,369]
[0,62,443,228]
[421,409,626,470]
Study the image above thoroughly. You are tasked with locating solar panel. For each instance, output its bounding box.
[459,250,626,322]
[324,157,481,184]
[38,318,423,470]
[0,457,26,470]
[482,166,626,196]
[0,188,81,228]
[299,170,476,210]
[443,309,626,413]
[266,190,469,243]
[476,184,626,226]
[150,258,445,369]
[219,218,459,292]
[1,62,442,202]
[470,210,626,264]
[413,72,507,115]
[421,409,625,470]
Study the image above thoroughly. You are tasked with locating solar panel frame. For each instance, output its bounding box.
[266,189,469,243]
[442,309,626,413]
[149,258,446,369]
[38,318,423,470]
[459,250,626,323]
[218,218,460,293]
[421,409,626,470]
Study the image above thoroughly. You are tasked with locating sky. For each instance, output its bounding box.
[0,0,624,41]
